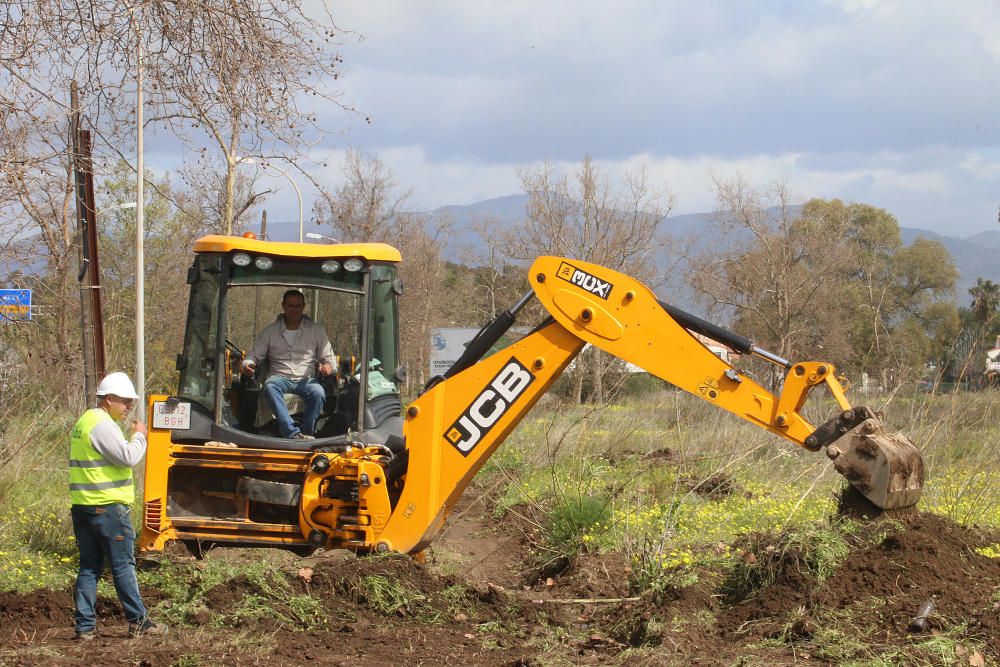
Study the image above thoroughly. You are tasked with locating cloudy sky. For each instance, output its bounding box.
[302,1,1000,237]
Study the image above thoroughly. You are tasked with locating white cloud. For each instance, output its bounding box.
[304,145,994,237]
[296,2,1000,235]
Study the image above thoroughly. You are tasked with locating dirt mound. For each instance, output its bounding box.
[816,513,1000,639]
[716,511,1000,660]
[589,579,720,656]
[541,552,631,599]
[0,588,74,632]
[0,589,133,634]
[681,472,753,500]
[565,511,1000,662]
[1,552,542,665]
[309,551,445,597]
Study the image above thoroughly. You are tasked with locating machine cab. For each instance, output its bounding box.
[173,234,403,450]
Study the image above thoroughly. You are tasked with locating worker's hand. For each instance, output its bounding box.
[132,421,148,437]
[242,360,256,376]
[318,361,334,377]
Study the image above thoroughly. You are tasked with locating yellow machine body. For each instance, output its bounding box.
[140,248,923,557]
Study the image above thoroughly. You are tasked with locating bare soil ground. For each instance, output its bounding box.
[1,496,998,666]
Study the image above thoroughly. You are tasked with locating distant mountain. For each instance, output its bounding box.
[422,195,530,254]
[423,194,999,305]
[898,228,1000,297]
[5,195,996,309]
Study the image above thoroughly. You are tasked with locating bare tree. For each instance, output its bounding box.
[176,157,266,236]
[2,0,355,236]
[312,150,449,392]
[132,1,355,232]
[393,213,451,390]
[0,112,82,387]
[468,217,530,321]
[690,177,860,387]
[1,0,357,398]
[312,149,410,242]
[513,157,673,279]
[510,157,674,403]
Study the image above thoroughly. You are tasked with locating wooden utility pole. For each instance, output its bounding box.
[71,82,107,403]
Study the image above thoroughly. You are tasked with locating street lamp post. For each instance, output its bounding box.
[237,157,303,242]
[96,201,137,217]
[128,3,146,411]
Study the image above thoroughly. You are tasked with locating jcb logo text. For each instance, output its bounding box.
[556,262,613,300]
[444,358,535,455]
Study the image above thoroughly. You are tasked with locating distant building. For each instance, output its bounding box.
[986,335,1000,388]
[692,332,733,364]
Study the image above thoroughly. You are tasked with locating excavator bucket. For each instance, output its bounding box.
[825,416,924,510]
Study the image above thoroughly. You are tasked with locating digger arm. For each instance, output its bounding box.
[372,256,878,554]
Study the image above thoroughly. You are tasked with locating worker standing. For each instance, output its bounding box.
[70,372,167,641]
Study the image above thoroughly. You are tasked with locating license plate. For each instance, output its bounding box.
[152,400,191,430]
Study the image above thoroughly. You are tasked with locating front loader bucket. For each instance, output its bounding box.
[825,417,924,510]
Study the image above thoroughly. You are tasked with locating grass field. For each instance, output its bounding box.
[0,388,996,592]
[0,391,1000,589]
[0,387,997,664]
[481,387,1000,585]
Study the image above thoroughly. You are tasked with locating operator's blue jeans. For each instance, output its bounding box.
[72,503,147,634]
[263,375,325,437]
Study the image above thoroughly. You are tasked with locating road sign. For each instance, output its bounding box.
[430,328,479,377]
[0,289,31,322]
[430,326,533,377]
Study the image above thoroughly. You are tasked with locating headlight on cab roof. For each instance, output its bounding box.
[343,258,364,272]
[254,256,274,270]
[232,252,251,267]
[321,260,340,274]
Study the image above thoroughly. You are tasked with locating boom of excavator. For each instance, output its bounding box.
[138,238,923,558]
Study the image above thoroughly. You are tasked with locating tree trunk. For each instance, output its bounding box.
[223,164,236,235]
[590,348,605,404]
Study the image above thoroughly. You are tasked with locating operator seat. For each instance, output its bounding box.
[255,392,306,430]
[249,359,315,432]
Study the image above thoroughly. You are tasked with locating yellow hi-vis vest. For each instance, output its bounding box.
[69,408,135,505]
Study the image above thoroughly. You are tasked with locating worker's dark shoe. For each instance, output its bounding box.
[128,619,168,638]
[290,432,315,440]
[74,630,97,642]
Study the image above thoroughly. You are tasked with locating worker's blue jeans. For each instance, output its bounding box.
[72,503,147,634]
[263,375,325,437]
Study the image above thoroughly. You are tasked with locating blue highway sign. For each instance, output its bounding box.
[0,289,32,321]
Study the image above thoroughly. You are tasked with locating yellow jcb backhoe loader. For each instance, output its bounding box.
[138,234,924,557]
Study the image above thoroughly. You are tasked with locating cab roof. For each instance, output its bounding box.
[193,235,402,263]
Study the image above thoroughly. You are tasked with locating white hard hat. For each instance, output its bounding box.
[95,372,140,399]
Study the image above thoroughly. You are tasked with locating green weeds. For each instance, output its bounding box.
[171,656,204,667]
[0,495,79,591]
[721,523,850,604]
[355,573,426,617]
[138,558,329,631]
[544,493,609,558]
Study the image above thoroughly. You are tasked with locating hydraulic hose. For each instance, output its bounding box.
[658,301,791,369]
